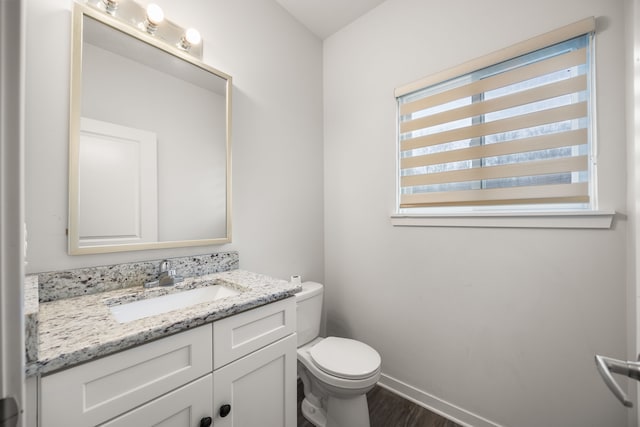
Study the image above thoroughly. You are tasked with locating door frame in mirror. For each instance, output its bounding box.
[68,2,232,255]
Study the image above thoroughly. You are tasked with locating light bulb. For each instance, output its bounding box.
[101,0,118,14]
[143,3,164,34]
[145,4,164,25]
[179,28,201,51]
[185,28,201,46]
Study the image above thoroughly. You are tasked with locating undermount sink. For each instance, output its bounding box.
[109,284,241,323]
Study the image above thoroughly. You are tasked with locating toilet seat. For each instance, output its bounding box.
[297,337,381,391]
[309,337,381,380]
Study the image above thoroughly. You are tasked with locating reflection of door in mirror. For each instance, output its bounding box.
[68,5,232,254]
[79,118,158,247]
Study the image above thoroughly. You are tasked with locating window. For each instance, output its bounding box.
[395,18,596,216]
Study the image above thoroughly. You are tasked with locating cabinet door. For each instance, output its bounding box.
[213,334,297,427]
[101,374,213,427]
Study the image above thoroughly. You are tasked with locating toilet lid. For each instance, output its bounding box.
[309,337,381,380]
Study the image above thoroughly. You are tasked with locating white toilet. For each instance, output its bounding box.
[296,282,381,427]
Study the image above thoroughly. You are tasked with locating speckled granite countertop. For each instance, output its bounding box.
[26,270,300,377]
[24,275,39,364]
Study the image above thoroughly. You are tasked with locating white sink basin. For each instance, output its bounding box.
[109,285,240,323]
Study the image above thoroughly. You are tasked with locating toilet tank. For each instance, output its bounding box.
[295,282,323,347]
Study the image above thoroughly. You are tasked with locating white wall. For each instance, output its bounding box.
[324,0,628,426]
[25,0,324,283]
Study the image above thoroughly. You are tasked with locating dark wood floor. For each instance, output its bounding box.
[297,380,462,427]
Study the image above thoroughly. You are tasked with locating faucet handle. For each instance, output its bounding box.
[159,260,171,273]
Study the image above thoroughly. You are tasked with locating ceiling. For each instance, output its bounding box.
[274,0,386,40]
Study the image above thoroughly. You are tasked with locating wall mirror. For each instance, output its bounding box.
[68,2,231,255]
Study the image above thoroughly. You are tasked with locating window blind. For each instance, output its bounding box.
[396,18,596,209]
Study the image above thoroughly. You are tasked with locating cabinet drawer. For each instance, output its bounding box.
[41,324,212,427]
[213,297,295,369]
[101,374,213,427]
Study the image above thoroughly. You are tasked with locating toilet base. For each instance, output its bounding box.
[301,398,327,427]
[325,394,371,427]
[301,394,371,427]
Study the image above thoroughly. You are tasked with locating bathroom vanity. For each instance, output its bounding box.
[25,269,300,427]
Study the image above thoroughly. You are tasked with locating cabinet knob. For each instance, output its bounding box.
[219,404,231,417]
[199,416,212,427]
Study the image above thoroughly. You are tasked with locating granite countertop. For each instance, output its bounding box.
[24,275,39,364]
[26,270,301,377]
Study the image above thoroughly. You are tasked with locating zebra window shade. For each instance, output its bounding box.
[396,18,595,210]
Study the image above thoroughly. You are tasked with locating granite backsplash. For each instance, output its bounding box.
[36,251,239,303]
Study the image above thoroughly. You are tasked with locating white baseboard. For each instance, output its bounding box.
[377,373,503,427]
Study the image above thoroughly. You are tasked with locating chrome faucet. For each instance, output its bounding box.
[158,260,183,286]
[144,260,184,288]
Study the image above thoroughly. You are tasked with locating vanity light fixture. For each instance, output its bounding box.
[85,0,204,59]
[143,3,164,34]
[101,0,118,15]
[178,28,201,51]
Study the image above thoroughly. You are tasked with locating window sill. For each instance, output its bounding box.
[390,210,616,229]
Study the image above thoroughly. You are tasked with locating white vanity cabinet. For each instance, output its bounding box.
[37,296,297,427]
